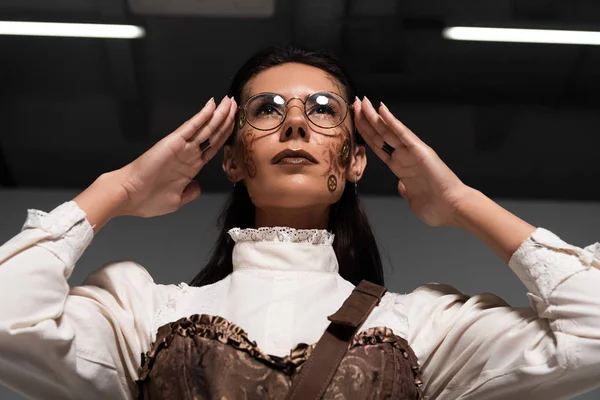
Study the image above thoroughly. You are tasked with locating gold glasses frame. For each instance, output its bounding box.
[237,91,351,131]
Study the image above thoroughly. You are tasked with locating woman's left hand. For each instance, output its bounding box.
[353,97,471,227]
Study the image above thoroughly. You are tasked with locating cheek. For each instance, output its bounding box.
[317,124,352,160]
[318,137,351,193]
[320,133,351,172]
[237,128,258,178]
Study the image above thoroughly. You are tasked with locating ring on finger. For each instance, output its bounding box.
[199,139,211,152]
[382,141,395,156]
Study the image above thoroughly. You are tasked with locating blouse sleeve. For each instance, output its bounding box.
[0,201,161,400]
[405,228,600,400]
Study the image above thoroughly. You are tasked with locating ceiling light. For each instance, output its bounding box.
[443,26,600,46]
[0,21,145,39]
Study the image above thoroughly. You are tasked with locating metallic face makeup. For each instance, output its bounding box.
[327,175,337,192]
[238,128,257,178]
[340,138,350,166]
[320,125,352,192]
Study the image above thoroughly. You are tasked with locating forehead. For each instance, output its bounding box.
[246,63,344,99]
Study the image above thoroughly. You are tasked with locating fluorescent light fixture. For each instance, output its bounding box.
[0,21,145,39]
[443,26,600,45]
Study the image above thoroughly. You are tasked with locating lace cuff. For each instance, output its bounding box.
[22,201,94,273]
[228,227,334,245]
[508,228,599,300]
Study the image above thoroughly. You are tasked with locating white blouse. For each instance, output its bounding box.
[0,201,599,400]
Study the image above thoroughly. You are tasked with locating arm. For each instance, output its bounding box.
[0,175,157,400]
[450,187,536,263]
[0,98,235,399]
[407,228,600,399]
[73,171,130,234]
[353,99,600,398]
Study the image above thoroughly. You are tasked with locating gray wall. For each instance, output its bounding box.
[0,188,599,399]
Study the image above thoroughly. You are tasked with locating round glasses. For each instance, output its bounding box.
[239,91,350,131]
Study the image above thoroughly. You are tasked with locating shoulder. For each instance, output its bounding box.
[381,283,467,313]
[404,283,509,307]
[79,260,184,308]
[75,261,201,341]
[83,260,156,289]
[384,284,511,332]
[406,283,468,304]
[375,285,466,322]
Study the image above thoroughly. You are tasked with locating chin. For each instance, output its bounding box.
[248,179,342,209]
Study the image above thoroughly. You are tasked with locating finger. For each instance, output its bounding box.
[200,122,234,163]
[353,98,399,162]
[207,99,237,152]
[378,102,421,148]
[180,180,202,207]
[198,99,237,162]
[361,97,403,150]
[397,180,408,198]
[191,96,232,145]
[178,98,216,141]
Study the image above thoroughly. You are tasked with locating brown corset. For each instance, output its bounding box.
[137,314,423,399]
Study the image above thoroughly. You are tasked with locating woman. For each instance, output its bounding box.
[0,45,599,400]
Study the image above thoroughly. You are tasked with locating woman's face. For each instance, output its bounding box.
[223,62,366,210]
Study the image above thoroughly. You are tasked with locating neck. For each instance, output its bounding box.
[255,205,330,229]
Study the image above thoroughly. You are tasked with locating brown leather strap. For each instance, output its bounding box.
[285,280,387,400]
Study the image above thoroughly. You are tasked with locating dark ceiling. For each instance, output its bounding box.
[1,0,600,200]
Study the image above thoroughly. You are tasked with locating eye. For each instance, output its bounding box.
[257,104,276,115]
[253,103,282,117]
[308,104,337,116]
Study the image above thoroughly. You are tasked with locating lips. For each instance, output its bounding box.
[271,149,318,164]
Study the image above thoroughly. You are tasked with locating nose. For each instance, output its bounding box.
[279,99,310,142]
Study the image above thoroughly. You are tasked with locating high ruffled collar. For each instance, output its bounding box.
[228,227,338,273]
[228,227,334,245]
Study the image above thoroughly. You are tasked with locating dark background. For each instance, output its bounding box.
[1,0,600,200]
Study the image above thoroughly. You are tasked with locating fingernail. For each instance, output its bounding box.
[364,96,371,104]
[221,95,228,103]
[354,96,359,103]
[205,97,214,106]
[380,101,386,108]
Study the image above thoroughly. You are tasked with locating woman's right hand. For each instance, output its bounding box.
[74,96,236,231]
[116,96,237,218]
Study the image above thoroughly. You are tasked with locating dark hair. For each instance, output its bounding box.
[189,45,385,287]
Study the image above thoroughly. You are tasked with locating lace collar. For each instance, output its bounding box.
[228,227,338,273]
[228,227,334,245]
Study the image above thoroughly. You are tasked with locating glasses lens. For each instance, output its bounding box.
[306,92,346,128]
[245,94,286,130]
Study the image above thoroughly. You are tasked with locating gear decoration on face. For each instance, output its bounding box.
[240,131,257,178]
[339,139,350,165]
[327,174,338,192]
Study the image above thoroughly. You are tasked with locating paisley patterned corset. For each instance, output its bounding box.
[137,314,423,400]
